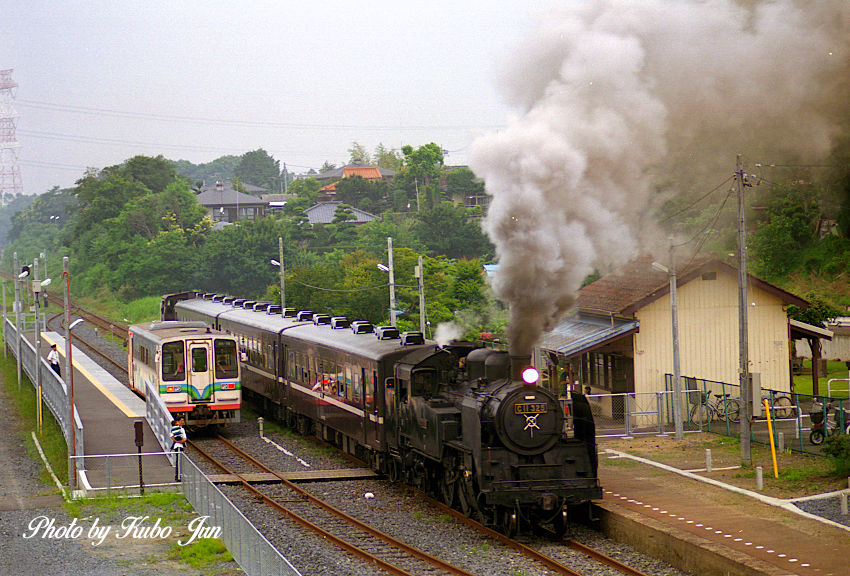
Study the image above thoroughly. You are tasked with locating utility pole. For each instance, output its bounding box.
[416,255,426,335]
[387,237,396,326]
[736,155,752,465]
[63,256,76,488]
[14,252,21,390]
[33,258,42,433]
[668,243,684,440]
[278,237,286,309]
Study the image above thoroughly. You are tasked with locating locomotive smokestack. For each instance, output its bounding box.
[510,354,532,382]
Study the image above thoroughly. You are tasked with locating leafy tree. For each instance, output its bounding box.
[413,202,493,259]
[172,155,240,184]
[319,161,337,173]
[333,176,389,212]
[287,178,321,203]
[348,142,371,165]
[374,143,402,171]
[194,217,288,297]
[445,167,484,201]
[787,295,843,396]
[749,183,819,280]
[234,149,280,190]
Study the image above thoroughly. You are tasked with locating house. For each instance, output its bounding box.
[312,162,395,202]
[534,256,828,398]
[304,201,376,226]
[196,181,268,223]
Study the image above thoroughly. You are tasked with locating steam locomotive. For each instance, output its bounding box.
[163,292,601,535]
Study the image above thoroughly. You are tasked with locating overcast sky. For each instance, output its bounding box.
[1,1,551,195]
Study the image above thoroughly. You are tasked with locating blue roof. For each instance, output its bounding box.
[538,312,639,359]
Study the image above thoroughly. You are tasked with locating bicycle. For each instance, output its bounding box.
[764,392,795,418]
[689,392,742,424]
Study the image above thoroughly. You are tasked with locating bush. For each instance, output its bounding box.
[822,434,850,476]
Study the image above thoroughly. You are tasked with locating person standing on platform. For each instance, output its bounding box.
[170,416,187,482]
[47,344,61,376]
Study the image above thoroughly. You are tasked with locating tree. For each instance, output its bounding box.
[320,161,337,173]
[334,176,389,212]
[787,296,843,396]
[348,142,371,165]
[413,202,493,259]
[445,167,484,202]
[749,183,819,281]
[234,149,280,190]
[374,143,402,171]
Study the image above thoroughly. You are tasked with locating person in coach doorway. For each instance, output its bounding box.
[170,416,187,481]
[47,344,61,376]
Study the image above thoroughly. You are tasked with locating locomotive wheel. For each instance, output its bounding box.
[553,509,567,537]
[457,480,474,517]
[388,459,402,483]
[501,509,518,538]
[440,471,456,507]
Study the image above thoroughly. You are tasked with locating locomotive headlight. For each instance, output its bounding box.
[521,367,539,385]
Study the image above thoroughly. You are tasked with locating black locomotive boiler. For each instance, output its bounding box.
[163,292,601,536]
[389,345,601,536]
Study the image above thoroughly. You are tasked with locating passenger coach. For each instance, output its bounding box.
[128,320,241,427]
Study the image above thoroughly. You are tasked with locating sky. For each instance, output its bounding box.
[2,1,550,195]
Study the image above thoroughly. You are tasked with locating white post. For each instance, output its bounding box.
[278,237,285,309]
[14,253,21,390]
[387,237,396,326]
[756,466,763,491]
[33,258,42,433]
[416,255,426,335]
[705,448,712,473]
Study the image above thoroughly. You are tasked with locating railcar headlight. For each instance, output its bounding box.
[521,367,539,385]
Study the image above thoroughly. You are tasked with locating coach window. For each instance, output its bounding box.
[192,347,208,372]
[162,341,185,381]
[214,339,238,379]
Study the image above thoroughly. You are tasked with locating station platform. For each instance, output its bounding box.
[596,444,850,576]
[40,332,176,494]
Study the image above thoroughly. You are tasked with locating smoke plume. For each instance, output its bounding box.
[470,0,849,355]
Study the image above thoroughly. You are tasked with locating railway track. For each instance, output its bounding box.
[54,300,660,576]
[191,435,481,576]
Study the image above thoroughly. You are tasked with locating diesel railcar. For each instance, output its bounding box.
[128,320,241,427]
[162,292,601,535]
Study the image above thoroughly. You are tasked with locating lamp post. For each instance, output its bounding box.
[32,258,52,434]
[270,237,286,309]
[415,255,426,335]
[63,256,79,488]
[13,252,23,390]
[652,252,684,440]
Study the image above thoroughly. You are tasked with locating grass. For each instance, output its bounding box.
[0,350,68,487]
[168,537,233,569]
[65,491,193,524]
[793,359,850,397]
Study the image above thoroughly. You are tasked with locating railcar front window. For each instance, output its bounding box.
[214,339,238,378]
[162,341,185,381]
[192,347,208,372]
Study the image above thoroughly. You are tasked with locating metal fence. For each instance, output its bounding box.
[70,451,176,496]
[181,456,302,576]
[3,316,85,487]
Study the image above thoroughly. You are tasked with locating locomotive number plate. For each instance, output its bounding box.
[515,402,547,415]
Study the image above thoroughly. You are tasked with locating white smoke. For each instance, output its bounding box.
[470,0,849,355]
[433,322,464,348]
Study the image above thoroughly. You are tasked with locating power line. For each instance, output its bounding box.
[658,176,734,224]
[18,99,504,132]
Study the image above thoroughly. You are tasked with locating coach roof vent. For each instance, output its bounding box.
[296,310,313,322]
[266,304,282,314]
[223,297,236,304]
[350,321,374,334]
[400,331,425,346]
[375,326,400,340]
[202,293,215,299]
[331,317,350,329]
[242,300,256,309]
[313,313,331,325]
[253,302,270,311]
[282,307,297,318]
[232,298,246,307]
[212,294,224,302]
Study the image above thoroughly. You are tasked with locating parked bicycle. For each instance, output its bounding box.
[689,392,742,424]
[763,392,795,418]
[809,399,850,445]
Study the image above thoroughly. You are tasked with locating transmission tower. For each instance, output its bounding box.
[0,69,23,204]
